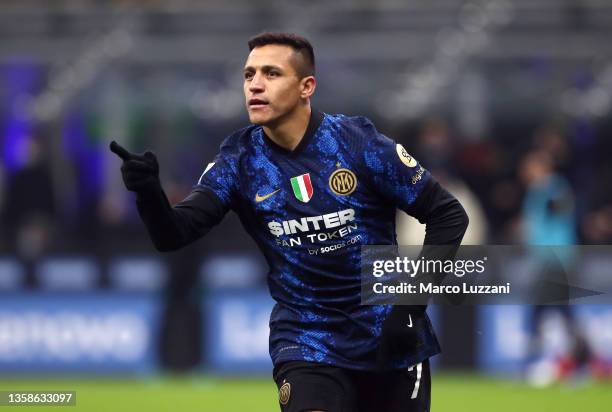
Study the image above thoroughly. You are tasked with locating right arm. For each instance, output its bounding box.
[110,140,237,252]
[135,186,228,252]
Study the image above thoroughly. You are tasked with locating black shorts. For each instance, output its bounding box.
[272,359,431,412]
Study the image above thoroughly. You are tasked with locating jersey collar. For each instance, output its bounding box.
[262,109,324,157]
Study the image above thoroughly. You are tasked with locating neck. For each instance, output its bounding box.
[263,104,311,151]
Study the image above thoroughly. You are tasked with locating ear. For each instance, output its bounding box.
[300,76,316,99]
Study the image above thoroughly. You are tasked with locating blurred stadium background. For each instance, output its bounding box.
[1,0,612,410]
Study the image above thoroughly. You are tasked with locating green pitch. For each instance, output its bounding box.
[1,374,610,411]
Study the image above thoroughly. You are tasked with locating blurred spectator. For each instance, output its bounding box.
[518,148,593,385]
[582,205,612,243]
[581,165,612,243]
[532,125,572,182]
[413,117,454,171]
[519,149,576,246]
[457,138,518,243]
[1,137,55,260]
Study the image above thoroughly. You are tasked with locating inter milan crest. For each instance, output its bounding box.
[279,380,291,405]
[290,173,313,203]
[329,168,357,196]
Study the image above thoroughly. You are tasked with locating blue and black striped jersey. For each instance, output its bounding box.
[195,110,440,370]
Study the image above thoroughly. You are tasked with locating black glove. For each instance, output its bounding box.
[376,305,425,370]
[110,141,161,193]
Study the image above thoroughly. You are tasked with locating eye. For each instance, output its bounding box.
[267,71,279,78]
[244,71,254,80]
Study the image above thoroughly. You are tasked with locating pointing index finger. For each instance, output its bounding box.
[109,141,133,161]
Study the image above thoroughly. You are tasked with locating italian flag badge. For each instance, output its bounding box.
[290,173,314,203]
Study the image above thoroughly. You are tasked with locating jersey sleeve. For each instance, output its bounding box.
[354,117,431,213]
[194,138,240,210]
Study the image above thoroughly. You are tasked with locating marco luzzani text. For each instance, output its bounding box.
[371,256,511,295]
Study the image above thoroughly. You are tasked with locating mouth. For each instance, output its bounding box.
[248,98,269,109]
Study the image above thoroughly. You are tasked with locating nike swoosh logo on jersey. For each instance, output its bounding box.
[255,189,280,203]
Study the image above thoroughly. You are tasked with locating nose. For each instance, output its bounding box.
[249,72,264,92]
